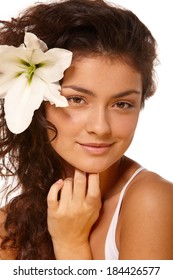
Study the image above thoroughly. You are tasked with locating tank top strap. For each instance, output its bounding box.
[105,166,145,260]
[115,166,145,213]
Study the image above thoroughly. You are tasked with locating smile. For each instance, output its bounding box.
[77,142,114,154]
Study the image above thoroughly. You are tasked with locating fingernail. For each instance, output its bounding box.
[56,179,63,184]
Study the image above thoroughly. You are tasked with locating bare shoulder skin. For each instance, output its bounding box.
[0,208,16,260]
[117,170,173,259]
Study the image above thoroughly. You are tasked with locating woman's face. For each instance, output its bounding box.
[45,56,142,173]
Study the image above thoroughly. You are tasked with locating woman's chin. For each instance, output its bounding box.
[79,166,108,174]
[61,158,113,175]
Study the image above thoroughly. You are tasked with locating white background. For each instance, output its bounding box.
[0,0,172,182]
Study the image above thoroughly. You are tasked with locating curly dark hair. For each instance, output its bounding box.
[0,0,157,259]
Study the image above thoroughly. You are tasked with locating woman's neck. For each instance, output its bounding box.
[99,158,124,200]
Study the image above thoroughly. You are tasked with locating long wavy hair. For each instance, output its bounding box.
[0,0,157,259]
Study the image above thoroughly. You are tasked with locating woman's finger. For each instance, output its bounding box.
[47,179,64,210]
[59,177,73,206]
[73,169,87,201]
[86,173,101,204]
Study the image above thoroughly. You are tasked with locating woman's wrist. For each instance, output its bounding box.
[53,241,93,260]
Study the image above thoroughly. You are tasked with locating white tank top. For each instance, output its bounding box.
[105,166,145,260]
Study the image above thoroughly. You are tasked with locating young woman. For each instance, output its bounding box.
[0,0,173,260]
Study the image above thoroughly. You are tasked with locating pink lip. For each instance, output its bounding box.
[80,142,113,147]
[77,142,113,154]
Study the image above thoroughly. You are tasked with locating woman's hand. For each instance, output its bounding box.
[47,169,102,259]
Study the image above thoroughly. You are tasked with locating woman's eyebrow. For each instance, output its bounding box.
[62,85,141,98]
[112,90,141,98]
[62,85,94,95]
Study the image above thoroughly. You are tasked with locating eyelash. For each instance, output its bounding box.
[66,96,134,110]
[112,101,134,110]
[66,96,86,105]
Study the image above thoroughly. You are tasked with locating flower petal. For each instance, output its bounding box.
[34,48,72,82]
[24,32,48,52]
[4,74,43,134]
[0,47,34,74]
[0,76,15,98]
[43,82,68,107]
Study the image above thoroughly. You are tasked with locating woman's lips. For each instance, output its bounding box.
[77,142,114,154]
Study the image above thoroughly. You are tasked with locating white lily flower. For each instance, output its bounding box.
[0,32,72,134]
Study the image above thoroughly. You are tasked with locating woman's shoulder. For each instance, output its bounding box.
[0,207,16,260]
[123,167,173,219]
[120,157,173,216]
[118,168,173,259]
[126,168,173,203]
[120,156,173,206]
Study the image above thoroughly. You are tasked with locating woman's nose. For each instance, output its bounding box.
[85,106,111,136]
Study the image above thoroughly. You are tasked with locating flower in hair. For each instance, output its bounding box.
[0,32,72,134]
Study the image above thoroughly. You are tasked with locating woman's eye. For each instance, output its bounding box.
[113,101,133,109]
[67,96,86,105]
